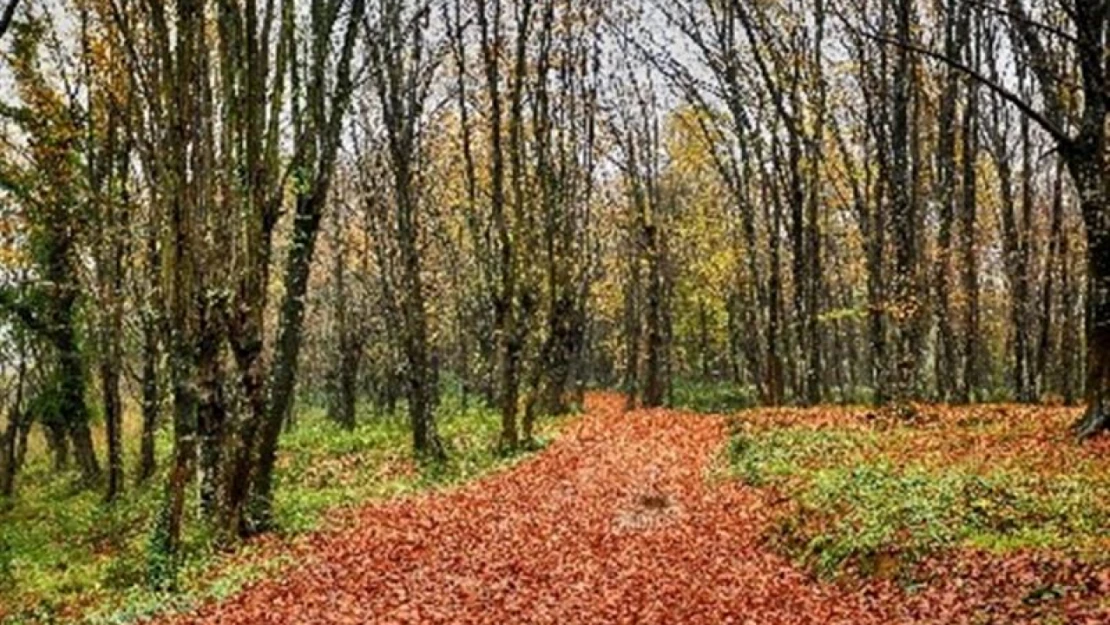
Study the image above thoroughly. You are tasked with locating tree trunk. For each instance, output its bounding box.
[58,326,100,484]
[995,138,1028,401]
[329,229,359,430]
[43,419,69,471]
[150,358,197,589]
[805,3,827,404]
[643,221,666,408]
[960,72,980,403]
[1070,155,1110,438]
[788,128,807,402]
[138,158,162,485]
[138,317,160,484]
[537,294,576,417]
[1076,240,1110,437]
[396,169,446,460]
[932,0,966,401]
[623,230,642,410]
[1062,215,1078,403]
[197,305,226,518]
[101,343,123,502]
[251,193,324,531]
[0,350,27,499]
[1037,161,1064,398]
[766,176,786,406]
[991,96,1034,403]
[246,0,363,531]
[151,0,204,583]
[334,346,360,430]
[0,409,22,500]
[889,0,916,405]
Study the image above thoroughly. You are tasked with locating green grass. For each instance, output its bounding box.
[728,417,1110,580]
[0,392,556,624]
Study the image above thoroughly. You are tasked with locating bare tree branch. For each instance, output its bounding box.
[0,0,18,42]
[1004,0,1072,134]
[848,23,1073,147]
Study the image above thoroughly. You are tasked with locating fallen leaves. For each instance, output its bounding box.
[150,396,1110,624]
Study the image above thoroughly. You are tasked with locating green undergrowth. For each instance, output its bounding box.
[668,379,756,414]
[728,417,1110,581]
[0,392,558,624]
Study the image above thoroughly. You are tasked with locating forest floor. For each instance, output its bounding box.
[0,394,549,625]
[148,394,1110,624]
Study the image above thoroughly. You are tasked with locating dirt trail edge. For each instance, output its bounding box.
[158,394,919,624]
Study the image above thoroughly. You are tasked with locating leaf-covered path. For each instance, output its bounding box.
[157,395,1011,624]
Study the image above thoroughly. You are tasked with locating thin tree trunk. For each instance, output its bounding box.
[932,0,966,401]
[623,231,642,410]
[1037,159,1065,399]
[1062,224,1077,403]
[150,0,205,586]
[960,73,981,402]
[890,0,915,405]
[0,343,27,499]
[138,319,160,484]
[101,337,123,502]
[767,168,785,406]
[643,218,666,408]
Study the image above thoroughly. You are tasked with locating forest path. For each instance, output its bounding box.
[162,393,906,624]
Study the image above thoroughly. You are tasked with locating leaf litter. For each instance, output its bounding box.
[152,394,1110,624]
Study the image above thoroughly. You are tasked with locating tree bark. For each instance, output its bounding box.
[101,334,123,502]
[59,323,100,484]
[197,303,227,518]
[252,192,325,527]
[328,221,359,430]
[623,230,642,410]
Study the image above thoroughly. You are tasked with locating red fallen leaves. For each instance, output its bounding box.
[152,396,1110,624]
[888,548,1110,624]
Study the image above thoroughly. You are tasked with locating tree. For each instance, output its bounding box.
[366,0,447,460]
[247,0,367,532]
[524,0,603,427]
[0,20,101,485]
[610,59,672,409]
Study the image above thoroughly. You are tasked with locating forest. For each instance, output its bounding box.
[2,0,1110,622]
